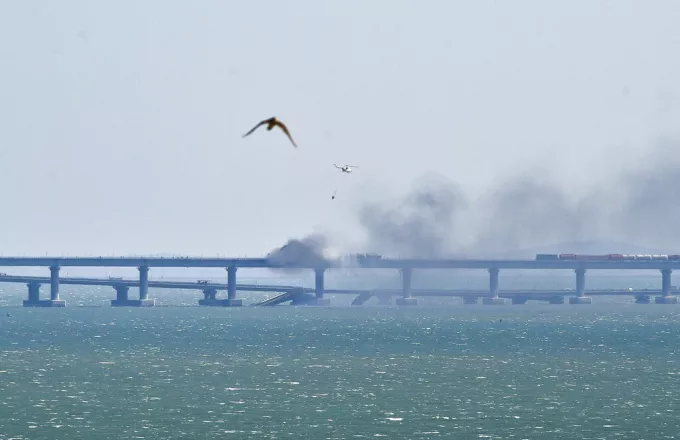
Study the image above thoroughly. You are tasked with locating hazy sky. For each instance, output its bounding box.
[1,1,679,257]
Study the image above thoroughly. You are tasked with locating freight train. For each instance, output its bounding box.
[535,253,680,261]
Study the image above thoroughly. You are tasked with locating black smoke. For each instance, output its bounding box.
[265,234,331,270]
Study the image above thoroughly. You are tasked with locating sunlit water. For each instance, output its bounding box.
[1,282,679,439]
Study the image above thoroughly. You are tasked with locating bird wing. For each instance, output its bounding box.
[273,120,297,147]
[333,164,342,169]
[242,120,268,138]
[347,165,360,168]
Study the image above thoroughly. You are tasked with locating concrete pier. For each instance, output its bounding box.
[483,268,508,305]
[655,269,677,304]
[216,265,243,306]
[569,268,592,304]
[308,269,330,306]
[112,267,154,306]
[199,287,223,306]
[139,266,149,300]
[396,268,418,306]
[23,282,41,306]
[111,285,151,306]
[42,265,66,307]
[23,280,65,307]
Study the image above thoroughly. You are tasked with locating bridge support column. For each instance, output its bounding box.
[484,268,507,305]
[396,268,418,306]
[38,266,65,307]
[212,266,242,307]
[569,268,592,304]
[112,283,152,306]
[199,287,228,306]
[655,269,677,304]
[23,282,42,307]
[122,266,155,307]
[306,268,330,306]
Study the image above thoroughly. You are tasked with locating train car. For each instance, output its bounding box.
[574,254,610,261]
[608,254,625,260]
[558,253,576,260]
[651,254,669,260]
[636,254,652,260]
[669,255,680,261]
[535,254,559,260]
[622,254,637,260]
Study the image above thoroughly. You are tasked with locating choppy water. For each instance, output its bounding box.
[1,285,680,439]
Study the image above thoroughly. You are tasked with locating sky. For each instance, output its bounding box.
[1,1,679,257]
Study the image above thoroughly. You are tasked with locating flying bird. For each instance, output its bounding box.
[242,117,297,148]
[334,164,359,173]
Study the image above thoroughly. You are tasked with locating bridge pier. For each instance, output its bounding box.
[304,268,330,306]
[483,268,508,305]
[34,266,65,307]
[198,287,227,306]
[112,283,153,307]
[569,268,592,304]
[655,269,677,304]
[396,268,418,306]
[211,265,242,307]
[23,282,42,306]
[110,266,154,306]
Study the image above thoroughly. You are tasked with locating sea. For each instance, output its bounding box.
[1,273,679,439]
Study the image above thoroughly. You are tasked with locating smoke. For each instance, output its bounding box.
[353,139,680,257]
[357,175,467,258]
[267,139,680,262]
[265,234,334,270]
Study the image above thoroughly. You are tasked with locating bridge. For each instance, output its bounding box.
[4,256,680,269]
[0,256,678,307]
[0,274,675,307]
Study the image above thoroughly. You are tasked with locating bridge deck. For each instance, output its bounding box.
[1,256,680,270]
[0,275,672,297]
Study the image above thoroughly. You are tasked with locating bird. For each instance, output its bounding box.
[334,164,359,173]
[242,117,297,148]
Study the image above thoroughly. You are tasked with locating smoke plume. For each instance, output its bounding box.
[357,175,466,258]
[267,139,680,262]
[266,234,332,270]
[354,139,680,257]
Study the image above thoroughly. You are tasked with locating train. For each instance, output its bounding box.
[535,253,680,261]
